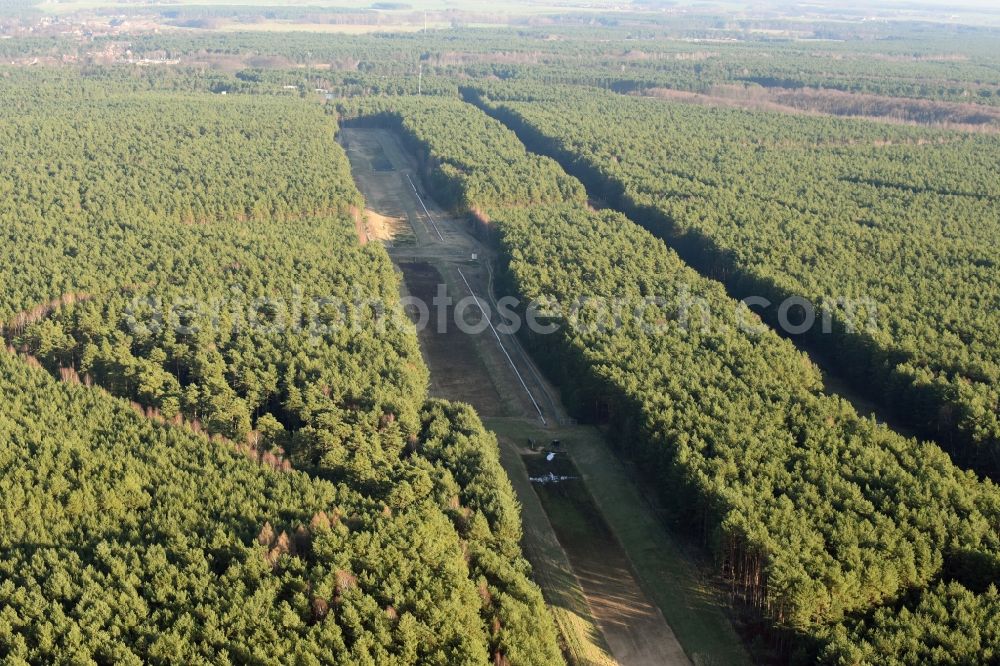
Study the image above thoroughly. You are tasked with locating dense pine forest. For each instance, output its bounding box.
[0,74,561,665]
[1,2,999,664]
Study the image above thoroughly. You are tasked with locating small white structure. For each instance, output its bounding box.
[529,472,578,484]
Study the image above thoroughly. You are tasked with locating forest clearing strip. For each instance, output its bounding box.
[563,426,752,665]
[483,258,568,424]
[493,428,619,666]
[455,266,547,425]
[406,172,445,241]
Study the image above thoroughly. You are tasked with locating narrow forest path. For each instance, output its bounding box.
[340,126,748,666]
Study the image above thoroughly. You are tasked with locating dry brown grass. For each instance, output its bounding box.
[364,208,409,242]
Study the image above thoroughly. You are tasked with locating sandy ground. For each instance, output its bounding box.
[363,208,412,244]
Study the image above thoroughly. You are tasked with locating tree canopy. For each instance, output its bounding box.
[0,74,561,665]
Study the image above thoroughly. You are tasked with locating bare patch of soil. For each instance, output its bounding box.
[364,208,410,243]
